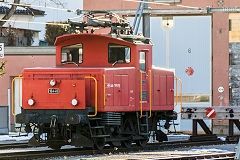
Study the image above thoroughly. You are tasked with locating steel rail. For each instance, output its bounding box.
[0,142,46,150]
[79,7,240,15]
[150,152,235,160]
[0,140,236,159]
[0,142,29,149]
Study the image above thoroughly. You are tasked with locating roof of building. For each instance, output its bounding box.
[0,6,45,16]
[1,26,41,32]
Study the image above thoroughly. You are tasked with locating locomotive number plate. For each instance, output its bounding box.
[48,88,60,94]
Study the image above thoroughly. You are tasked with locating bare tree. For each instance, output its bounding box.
[0,0,20,26]
[0,61,6,77]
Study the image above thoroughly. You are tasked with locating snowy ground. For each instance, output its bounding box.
[0,132,32,143]
[50,144,236,160]
[0,133,191,143]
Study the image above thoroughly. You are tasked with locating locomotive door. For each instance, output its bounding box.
[139,50,149,111]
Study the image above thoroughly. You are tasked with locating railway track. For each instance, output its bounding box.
[0,142,31,150]
[0,142,46,150]
[0,140,236,159]
[142,152,236,160]
[0,138,233,150]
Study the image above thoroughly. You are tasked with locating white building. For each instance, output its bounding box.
[0,5,45,46]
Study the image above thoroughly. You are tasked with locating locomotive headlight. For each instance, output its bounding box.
[49,80,56,86]
[28,99,35,106]
[71,99,78,106]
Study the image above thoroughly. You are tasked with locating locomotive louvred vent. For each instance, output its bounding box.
[100,112,122,126]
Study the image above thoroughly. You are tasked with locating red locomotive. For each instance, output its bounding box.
[15,13,177,149]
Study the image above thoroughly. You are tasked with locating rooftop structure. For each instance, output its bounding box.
[0,4,45,46]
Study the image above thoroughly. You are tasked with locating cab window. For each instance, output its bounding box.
[108,43,131,64]
[140,51,146,72]
[61,44,83,64]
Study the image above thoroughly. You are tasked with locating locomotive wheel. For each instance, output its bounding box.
[156,130,168,142]
[94,138,105,150]
[47,140,64,150]
[47,134,64,150]
[111,140,121,147]
[110,128,121,147]
[92,128,106,150]
[121,118,135,148]
[122,139,132,148]
[48,144,62,150]
[136,137,148,147]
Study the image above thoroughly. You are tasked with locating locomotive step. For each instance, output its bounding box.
[15,126,21,128]
[169,123,179,125]
[140,133,149,136]
[92,135,110,138]
[169,121,179,125]
[90,126,105,129]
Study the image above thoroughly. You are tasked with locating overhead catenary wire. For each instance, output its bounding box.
[0,1,75,13]
[68,15,84,20]
[0,1,77,26]
[0,1,130,25]
[0,11,130,27]
[0,19,69,26]
[112,12,129,24]
[124,0,202,9]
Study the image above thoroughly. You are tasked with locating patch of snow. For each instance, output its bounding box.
[219,136,226,141]
[190,148,226,152]
[167,134,190,142]
[167,134,190,137]
[0,132,33,142]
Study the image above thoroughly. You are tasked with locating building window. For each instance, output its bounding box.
[108,43,131,64]
[61,43,83,64]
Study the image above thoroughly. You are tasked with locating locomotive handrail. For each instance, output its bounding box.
[85,76,98,117]
[148,70,152,118]
[175,77,183,113]
[178,78,183,112]
[140,71,143,118]
[11,75,23,116]
[103,74,105,106]
[174,78,178,107]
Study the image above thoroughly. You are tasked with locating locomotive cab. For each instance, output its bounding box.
[16,33,176,150]
[55,34,137,68]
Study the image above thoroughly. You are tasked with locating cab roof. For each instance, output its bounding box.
[54,33,136,46]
